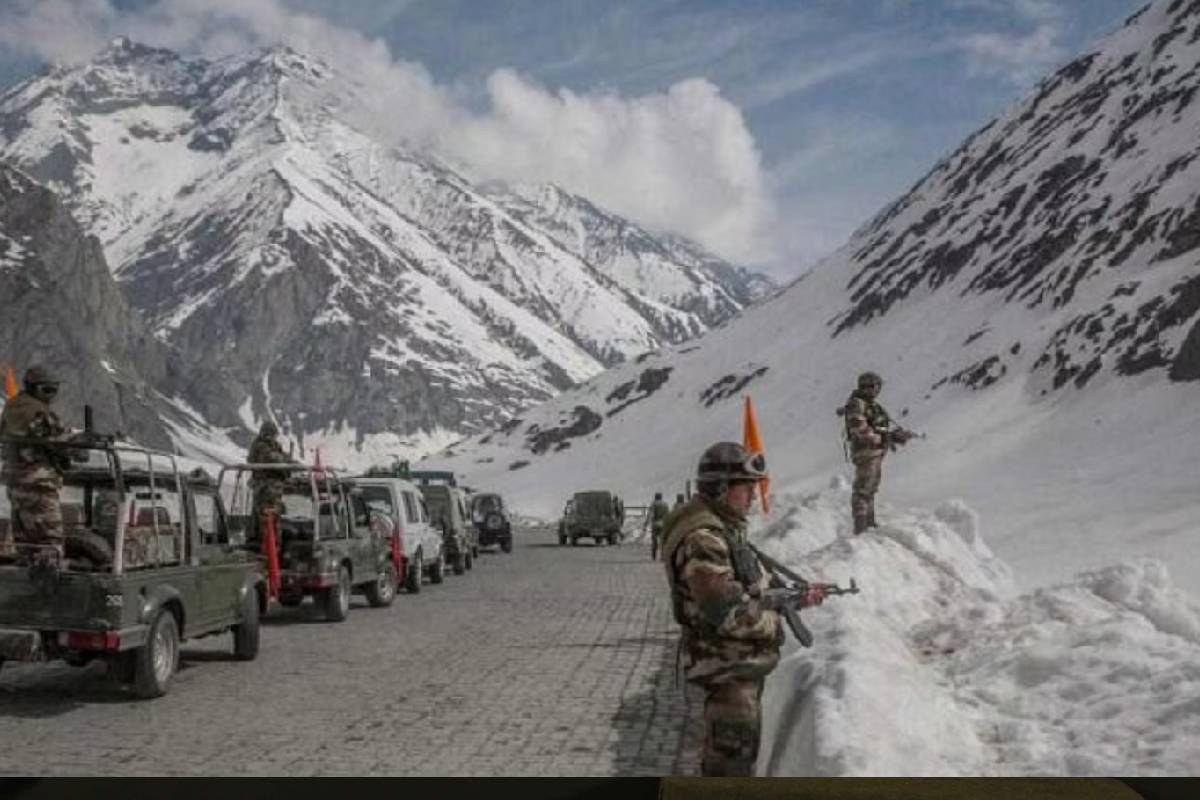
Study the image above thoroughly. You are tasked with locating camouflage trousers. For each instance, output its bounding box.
[5,468,65,548]
[697,677,763,776]
[851,453,883,533]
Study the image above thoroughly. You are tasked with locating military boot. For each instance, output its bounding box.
[853,514,870,535]
[867,509,878,529]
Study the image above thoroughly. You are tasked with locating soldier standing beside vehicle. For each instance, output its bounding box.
[0,366,69,560]
[840,371,912,534]
[246,420,296,540]
[662,442,827,776]
[646,492,669,561]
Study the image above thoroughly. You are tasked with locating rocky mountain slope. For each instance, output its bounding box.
[0,39,769,463]
[428,0,1200,592]
[0,161,241,451]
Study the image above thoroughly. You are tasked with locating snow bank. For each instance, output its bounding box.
[757,483,1200,776]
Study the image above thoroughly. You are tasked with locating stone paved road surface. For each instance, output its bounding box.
[0,528,702,776]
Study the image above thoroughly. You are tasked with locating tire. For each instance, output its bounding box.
[405,553,422,594]
[608,534,618,547]
[366,563,397,608]
[500,537,512,554]
[429,554,445,584]
[452,552,466,575]
[232,590,260,661]
[322,566,351,622]
[132,608,179,699]
[464,550,474,571]
[64,530,113,567]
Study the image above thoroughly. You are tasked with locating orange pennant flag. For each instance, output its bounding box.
[742,395,770,514]
[4,365,18,400]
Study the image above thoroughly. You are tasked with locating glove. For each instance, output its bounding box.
[800,585,827,608]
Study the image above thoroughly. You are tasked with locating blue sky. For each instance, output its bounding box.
[0,0,1147,275]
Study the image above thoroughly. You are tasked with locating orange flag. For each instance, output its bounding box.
[4,365,18,399]
[742,395,770,514]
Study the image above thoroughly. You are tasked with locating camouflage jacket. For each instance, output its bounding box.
[662,495,781,684]
[246,435,295,489]
[843,391,891,456]
[0,392,66,472]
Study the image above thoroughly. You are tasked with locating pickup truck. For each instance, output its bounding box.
[0,439,265,699]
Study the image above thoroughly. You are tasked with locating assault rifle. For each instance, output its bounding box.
[875,425,925,453]
[747,542,860,648]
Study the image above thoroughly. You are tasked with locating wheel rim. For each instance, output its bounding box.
[380,569,394,600]
[152,618,177,685]
[339,571,350,612]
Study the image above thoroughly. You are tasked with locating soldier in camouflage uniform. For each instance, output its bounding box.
[841,371,912,534]
[0,366,69,559]
[646,492,669,561]
[246,420,296,541]
[662,442,827,776]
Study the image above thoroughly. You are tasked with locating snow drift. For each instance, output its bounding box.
[757,481,1200,776]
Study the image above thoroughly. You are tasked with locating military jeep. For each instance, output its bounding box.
[220,465,400,622]
[0,438,265,699]
[470,492,513,553]
[559,490,625,546]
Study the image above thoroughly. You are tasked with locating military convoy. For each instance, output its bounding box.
[0,431,522,699]
[0,440,265,698]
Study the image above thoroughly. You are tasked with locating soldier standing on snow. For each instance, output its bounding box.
[661,442,827,776]
[840,371,913,534]
[0,365,69,560]
[646,492,669,560]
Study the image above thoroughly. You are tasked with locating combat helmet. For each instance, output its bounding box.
[23,364,60,388]
[695,441,768,497]
[857,371,882,390]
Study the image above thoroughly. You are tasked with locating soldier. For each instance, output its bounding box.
[646,491,669,561]
[661,442,826,776]
[246,420,296,540]
[841,371,912,534]
[0,366,69,560]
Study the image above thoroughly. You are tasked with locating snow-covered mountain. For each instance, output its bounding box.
[0,160,244,453]
[427,0,1200,593]
[0,38,769,463]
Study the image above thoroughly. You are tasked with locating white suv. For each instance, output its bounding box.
[356,476,445,592]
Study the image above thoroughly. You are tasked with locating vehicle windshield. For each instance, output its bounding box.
[574,492,614,516]
[359,485,396,518]
[422,486,451,521]
[473,494,502,513]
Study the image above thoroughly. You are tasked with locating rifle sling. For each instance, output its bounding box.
[746,541,809,587]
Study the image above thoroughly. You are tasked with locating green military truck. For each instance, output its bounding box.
[220,464,399,621]
[0,439,265,699]
[558,490,626,546]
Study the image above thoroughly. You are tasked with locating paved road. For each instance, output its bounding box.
[0,528,702,776]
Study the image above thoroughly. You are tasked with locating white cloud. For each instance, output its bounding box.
[0,0,776,263]
[955,0,1068,86]
[961,23,1065,85]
